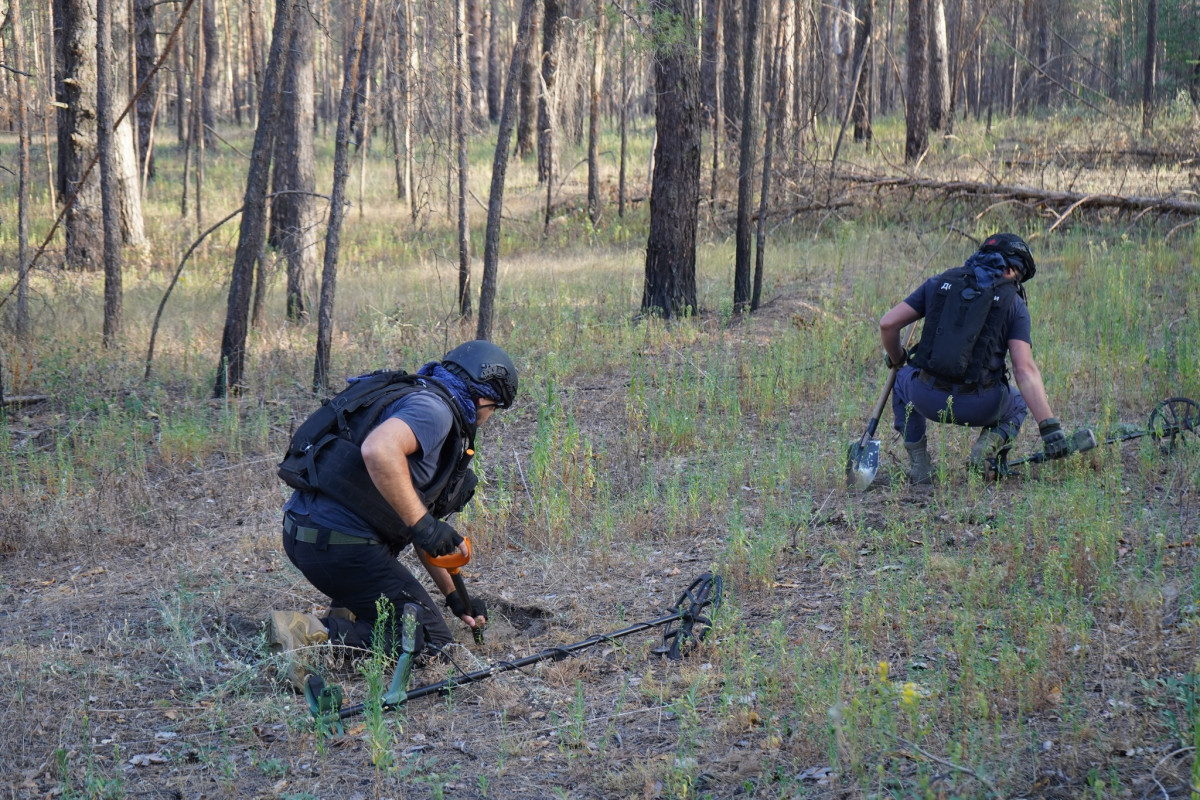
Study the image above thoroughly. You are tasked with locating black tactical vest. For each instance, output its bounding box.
[278,371,478,545]
[909,266,1018,386]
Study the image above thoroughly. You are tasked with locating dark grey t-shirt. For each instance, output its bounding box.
[284,390,455,537]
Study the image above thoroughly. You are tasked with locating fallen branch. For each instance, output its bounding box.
[837,172,1200,217]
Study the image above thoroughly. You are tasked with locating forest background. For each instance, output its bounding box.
[1,0,1199,797]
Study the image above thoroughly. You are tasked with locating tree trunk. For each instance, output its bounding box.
[97,0,124,346]
[215,0,298,397]
[586,0,603,226]
[852,0,873,143]
[486,0,501,122]
[927,0,948,131]
[733,0,761,314]
[721,0,742,142]
[904,0,928,163]
[700,0,720,124]
[351,0,379,150]
[618,10,627,218]
[312,0,370,390]
[753,25,782,313]
[477,0,539,341]
[1142,0,1157,132]
[467,0,486,122]
[456,0,472,317]
[536,0,563,184]
[112,0,147,247]
[133,0,158,179]
[642,0,701,319]
[13,0,32,339]
[54,0,103,271]
[1033,0,1050,108]
[515,1,539,158]
[201,0,219,145]
[270,0,317,322]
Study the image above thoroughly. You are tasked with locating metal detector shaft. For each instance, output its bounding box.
[336,612,683,720]
[328,572,723,722]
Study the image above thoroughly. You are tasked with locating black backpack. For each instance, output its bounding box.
[909,265,1018,386]
[278,371,479,544]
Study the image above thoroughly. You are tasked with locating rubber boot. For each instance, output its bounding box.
[968,429,1008,477]
[269,611,329,691]
[904,437,933,485]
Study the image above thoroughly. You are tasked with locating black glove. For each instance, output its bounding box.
[885,348,908,369]
[445,590,470,618]
[1039,418,1069,460]
[410,513,463,557]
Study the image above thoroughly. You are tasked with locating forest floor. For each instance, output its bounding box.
[3,110,1200,799]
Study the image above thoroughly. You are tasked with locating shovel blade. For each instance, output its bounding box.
[846,439,881,490]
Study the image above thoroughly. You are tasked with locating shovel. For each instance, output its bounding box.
[846,366,899,490]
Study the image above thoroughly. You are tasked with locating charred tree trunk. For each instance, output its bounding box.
[477,0,539,341]
[1142,0,1157,132]
[350,0,378,150]
[852,0,873,143]
[536,0,563,184]
[54,0,103,271]
[515,2,539,157]
[753,25,783,313]
[904,0,928,163]
[313,0,370,390]
[721,0,742,142]
[215,0,298,397]
[733,0,761,314]
[270,0,317,322]
[456,0,472,317]
[642,0,701,319]
[486,0,501,122]
[133,0,158,179]
[97,0,123,346]
[700,0,720,124]
[927,0,948,131]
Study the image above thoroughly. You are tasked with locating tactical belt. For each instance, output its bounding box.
[916,370,997,395]
[283,514,380,546]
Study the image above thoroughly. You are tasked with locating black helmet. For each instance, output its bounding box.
[979,233,1036,282]
[442,340,519,409]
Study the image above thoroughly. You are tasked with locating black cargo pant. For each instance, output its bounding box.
[281,513,453,655]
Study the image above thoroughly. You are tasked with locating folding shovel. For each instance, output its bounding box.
[846,366,899,491]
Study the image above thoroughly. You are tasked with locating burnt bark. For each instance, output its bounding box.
[721,0,742,141]
[852,0,873,143]
[468,0,486,122]
[733,0,760,313]
[215,0,298,397]
[904,0,928,163]
[456,0,472,317]
[313,0,370,391]
[486,0,501,121]
[13,0,32,338]
[1142,0,1157,131]
[642,0,701,319]
[270,0,317,322]
[477,0,539,341]
[587,0,603,225]
[515,3,539,158]
[133,0,158,179]
[536,0,563,183]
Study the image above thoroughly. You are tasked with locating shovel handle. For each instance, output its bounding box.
[860,367,899,445]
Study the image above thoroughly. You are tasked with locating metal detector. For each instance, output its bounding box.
[304,573,723,733]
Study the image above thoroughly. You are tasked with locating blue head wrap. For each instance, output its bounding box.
[417,362,499,426]
[965,250,1010,288]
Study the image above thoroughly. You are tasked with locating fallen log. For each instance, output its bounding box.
[839,172,1200,217]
